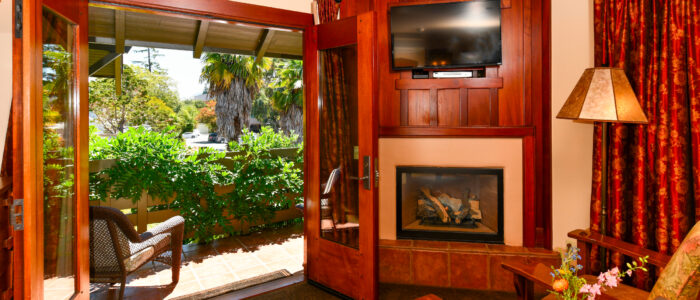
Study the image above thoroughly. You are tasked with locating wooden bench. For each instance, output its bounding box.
[502,229,672,300]
[502,261,650,300]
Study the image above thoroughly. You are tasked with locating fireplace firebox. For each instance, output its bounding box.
[396,166,504,243]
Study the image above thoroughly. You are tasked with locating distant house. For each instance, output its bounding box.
[191,93,211,102]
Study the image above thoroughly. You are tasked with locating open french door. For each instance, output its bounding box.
[14,0,90,298]
[303,12,378,300]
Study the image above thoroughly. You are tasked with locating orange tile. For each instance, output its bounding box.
[198,273,239,290]
[379,248,412,284]
[412,250,449,287]
[487,244,528,254]
[236,233,272,249]
[488,255,522,291]
[448,241,489,252]
[253,245,293,264]
[166,281,203,299]
[413,240,449,249]
[449,253,489,290]
[233,265,271,279]
[379,239,413,247]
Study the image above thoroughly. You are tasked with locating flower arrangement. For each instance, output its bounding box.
[549,246,648,300]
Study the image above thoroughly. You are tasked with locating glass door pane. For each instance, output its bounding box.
[318,45,360,249]
[42,7,77,300]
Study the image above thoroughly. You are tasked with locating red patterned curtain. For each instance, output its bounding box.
[318,0,340,23]
[591,0,700,286]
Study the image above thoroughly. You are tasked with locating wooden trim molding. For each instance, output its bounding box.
[90,0,314,30]
[379,126,535,137]
[395,77,504,90]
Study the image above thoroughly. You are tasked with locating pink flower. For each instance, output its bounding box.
[597,273,606,284]
[605,275,619,288]
[579,284,591,294]
[626,270,633,276]
[602,269,620,288]
[588,283,602,296]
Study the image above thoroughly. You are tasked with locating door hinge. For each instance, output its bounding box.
[14,0,22,38]
[374,157,379,187]
[10,199,23,230]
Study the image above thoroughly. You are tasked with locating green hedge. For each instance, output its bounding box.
[89,126,303,243]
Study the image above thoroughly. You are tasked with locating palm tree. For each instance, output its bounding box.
[200,53,269,142]
[267,59,303,136]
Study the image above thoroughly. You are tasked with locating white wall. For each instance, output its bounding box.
[231,0,312,13]
[550,0,595,249]
[0,0,12,172]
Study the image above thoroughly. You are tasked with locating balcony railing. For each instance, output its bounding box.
[88,148,303,234]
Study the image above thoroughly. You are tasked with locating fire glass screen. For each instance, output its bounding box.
[390,0,502,70]
[396,166,504,243]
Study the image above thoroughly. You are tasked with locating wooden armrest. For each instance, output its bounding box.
[568,229,671,267]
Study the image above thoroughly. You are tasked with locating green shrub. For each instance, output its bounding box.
[228,126,300,152]
[89,126,233,242]
[226,127,303,225]
[89,126,303,243]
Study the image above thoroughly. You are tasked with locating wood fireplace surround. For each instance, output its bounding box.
[376,0,551,250]
[317,0,552,292]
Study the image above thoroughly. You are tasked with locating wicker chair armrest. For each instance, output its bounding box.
[130,232,170,256]
[140,215,185,241]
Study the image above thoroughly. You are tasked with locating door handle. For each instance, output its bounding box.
[349,156,371,190]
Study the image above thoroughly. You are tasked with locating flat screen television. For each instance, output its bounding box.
[390,0,502,70]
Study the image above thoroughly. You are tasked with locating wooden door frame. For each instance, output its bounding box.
[15,0,91,298]
[303,12,378,300]
[90,0,314,30]
[12,1,313,299]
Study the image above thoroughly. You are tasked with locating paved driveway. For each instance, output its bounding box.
[184,134,228,151]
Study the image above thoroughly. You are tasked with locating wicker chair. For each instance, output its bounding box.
[89,206,184,299]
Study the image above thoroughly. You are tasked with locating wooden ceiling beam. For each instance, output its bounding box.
[254,29,275,64]
[115,10,126,53]
[89,46,132,76]
[114,10,126,95]
[193,20,210,59]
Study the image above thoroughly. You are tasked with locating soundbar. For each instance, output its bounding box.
[433,71,474,78]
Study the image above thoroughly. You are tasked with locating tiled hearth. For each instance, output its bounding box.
[379,239,559,292]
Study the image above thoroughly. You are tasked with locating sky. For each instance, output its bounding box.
[124,47,207,99]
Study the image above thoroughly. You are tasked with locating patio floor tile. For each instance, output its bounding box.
[90,225,303,300]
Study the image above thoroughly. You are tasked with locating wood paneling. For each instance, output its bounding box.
[0,178,12,298]
[407,90,430,126]
[376,0,552,248]
[467,89,491,126]
[437,89,459,127]
[379,126,535,137]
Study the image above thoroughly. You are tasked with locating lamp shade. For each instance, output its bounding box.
[556,68,648,123]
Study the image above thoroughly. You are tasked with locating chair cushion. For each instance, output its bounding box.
[124,246,155,272]
[649,221,700,300]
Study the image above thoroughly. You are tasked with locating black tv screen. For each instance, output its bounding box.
[390,0,502,70]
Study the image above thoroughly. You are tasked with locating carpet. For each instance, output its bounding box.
[245,282,534,300]
[171,269,292,300]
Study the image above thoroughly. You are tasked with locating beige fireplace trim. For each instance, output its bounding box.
[378,138,524,246]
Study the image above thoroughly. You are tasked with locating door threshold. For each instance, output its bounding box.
[209,271,304,300]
